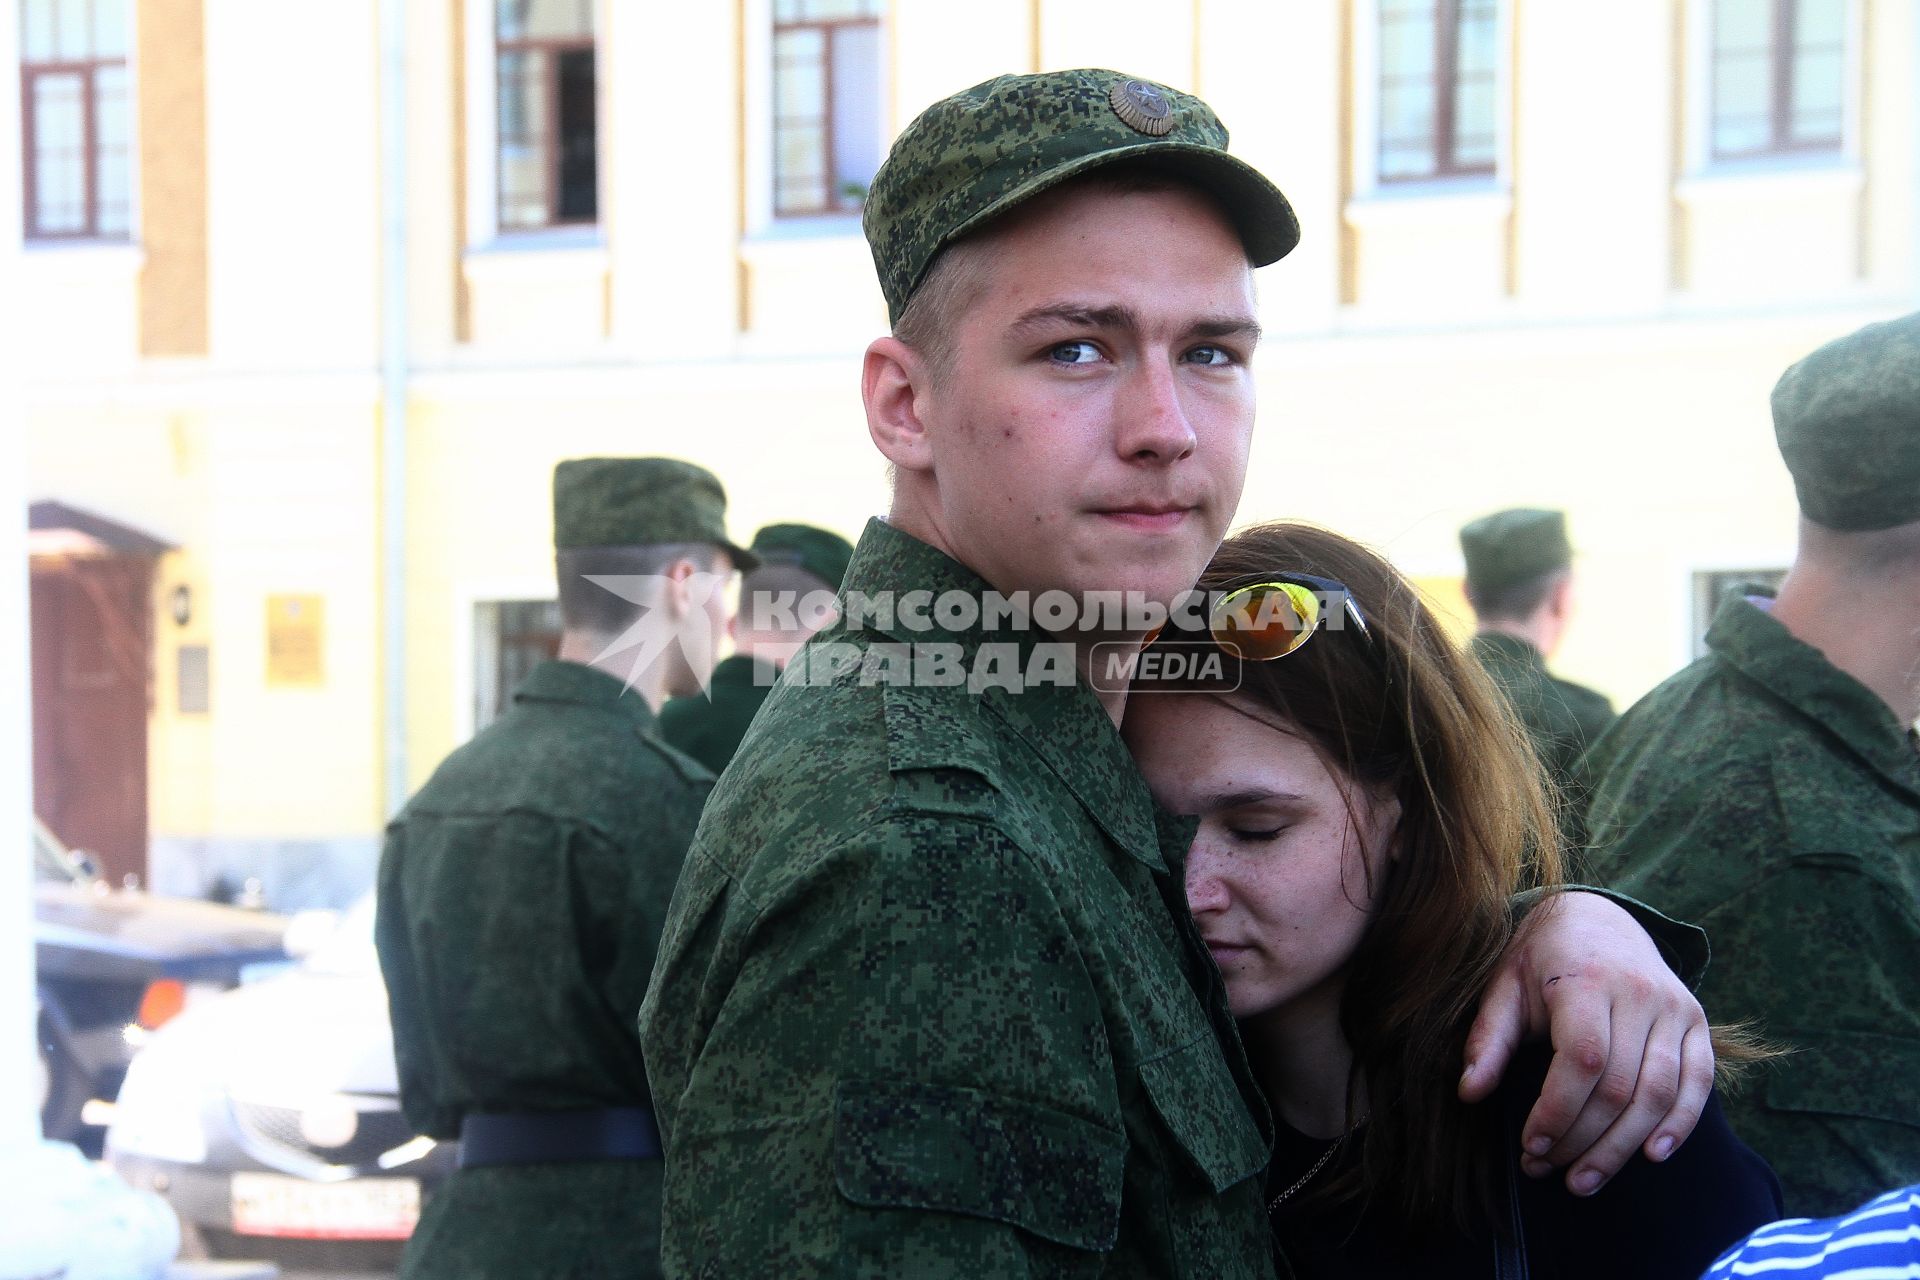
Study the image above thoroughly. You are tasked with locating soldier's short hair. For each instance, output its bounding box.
[555,542,729,636]
[1466,566,1569,624]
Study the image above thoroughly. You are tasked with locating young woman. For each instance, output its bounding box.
[1123,521,1782,1280]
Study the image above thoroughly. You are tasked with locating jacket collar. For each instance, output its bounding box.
[513,659,658,736]
[841,518,1166,870]
[1708,590,1920,797]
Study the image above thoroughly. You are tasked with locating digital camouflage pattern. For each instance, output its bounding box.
[1470,632,1616,807]
[1771,310,1920,532]
[1584,591,1920,1216]
[377,660,712,1279]
[638,519,1277,1279]
[657,652,780,776]
[551,456,758,566]
[1460,507,1573,596]
[862,69,1300,322]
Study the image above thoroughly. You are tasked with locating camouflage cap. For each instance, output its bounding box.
[552,457,759,569]
[749,522,855,592]
[863,68,1301,323]
[1460,508,1573,596]
[1772,310,1920,532]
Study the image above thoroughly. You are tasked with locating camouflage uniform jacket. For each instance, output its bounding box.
[638,518,1277,1279]
[1470,632,1616,801]
[658,652,781,776]
[376,660,711,1279]
[1584,591,1920,1217]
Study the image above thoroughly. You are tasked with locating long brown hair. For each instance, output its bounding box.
[1160,520,1563,1233]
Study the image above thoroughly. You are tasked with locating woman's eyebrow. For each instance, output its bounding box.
[1200,787,1309,810]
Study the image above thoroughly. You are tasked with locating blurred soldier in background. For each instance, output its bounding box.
[1585,311,1920,1216]
[375,457,751,1279]
[659,521,852,774]
[1461,507,1616,805]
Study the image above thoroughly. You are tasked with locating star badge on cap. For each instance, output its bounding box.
[1109,77,1175,137]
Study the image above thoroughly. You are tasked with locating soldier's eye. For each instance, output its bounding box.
[1185,345,1235,367]
[1048,341,1102,365]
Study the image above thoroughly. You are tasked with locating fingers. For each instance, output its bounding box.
[1643,1017,1714,1163]
[1460,960,1529,1103]
[1555,1004,1688,1195]
[1516,973,1618,1181]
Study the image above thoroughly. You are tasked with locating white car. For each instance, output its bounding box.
[107,896,455,1270]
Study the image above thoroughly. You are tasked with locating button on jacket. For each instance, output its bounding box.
[1585,592,1920,1217]
[639,518,1276,1279]
[378,660,711,1279]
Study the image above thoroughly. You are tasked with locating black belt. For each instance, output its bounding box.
[458,1107,661,1169]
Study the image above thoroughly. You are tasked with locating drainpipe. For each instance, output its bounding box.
[379,0,410,818]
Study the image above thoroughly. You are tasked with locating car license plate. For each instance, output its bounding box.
[230,1171,420,1240]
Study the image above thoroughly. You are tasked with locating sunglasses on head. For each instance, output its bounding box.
[1205,572,1372,661]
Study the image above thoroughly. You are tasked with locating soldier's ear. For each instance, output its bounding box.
[863,336,934,475]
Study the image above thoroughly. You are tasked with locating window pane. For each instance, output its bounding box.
[1790,46,1842,126]
[1379,80,1435,143]
[1378,0,1432,18]
[1456,4,1498,76]
[554,47,596,221]
[1713,0,1771,51]
[93,62,127,149]
[92,0,128,59]
[52,0,89,59]
[1379,10,1435,78]
[1379,141,1437,181]
[498,49,548,227]
[775,28,826,117]
[1453,77,1497,159]
[830,23,881,201]
[1712,113,1772,156]
[498,0,592,40]
[1712,47,1771,135]
[97,147,129,235]
[773,0,807,20]
[807,0,881,19]
[22,0,57,61]
[775,127,827,214]
[1794,0,1844,47]
[30,73,87,233]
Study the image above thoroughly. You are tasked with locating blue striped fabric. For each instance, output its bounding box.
[1704,1184,1920,1279]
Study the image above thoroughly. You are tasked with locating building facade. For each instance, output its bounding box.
[12,0,1917,904]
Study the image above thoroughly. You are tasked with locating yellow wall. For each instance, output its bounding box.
[17,0,1918,903]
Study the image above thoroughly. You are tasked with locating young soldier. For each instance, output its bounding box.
[1461,507,1617,803]
[1586,312,1920,1216]
[659,521,853,774]
[641,72,1715,1277]
[377,458,750,1278]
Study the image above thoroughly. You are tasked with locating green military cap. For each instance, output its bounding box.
[749,523,854,592]
[1772,310,1920,532]
[1460,508,1573,596]
[863,68,1301,323]
[552,457,759,569]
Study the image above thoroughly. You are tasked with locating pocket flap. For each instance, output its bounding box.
[1139,1036,1269,1193]
[833,1079,1127,1252]
[1765,1030,1920,1129]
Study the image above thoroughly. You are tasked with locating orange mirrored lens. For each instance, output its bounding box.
[137,978,187,1029]
[1208,583,1321,660]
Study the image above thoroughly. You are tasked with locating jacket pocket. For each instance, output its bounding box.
[832,1079,1127,1252]
[1138,1034,1269,1194]
[1764,1029,1920,1129]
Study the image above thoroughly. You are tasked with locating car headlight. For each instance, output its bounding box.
[107,1042,209,1166]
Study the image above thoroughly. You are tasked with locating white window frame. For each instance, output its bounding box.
[742,0,890,241]
[1682,0,1864,178]
[463,0,605,250]
[1350,0,1513,201]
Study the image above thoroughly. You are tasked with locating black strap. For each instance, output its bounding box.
[458,1107,661,1169]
